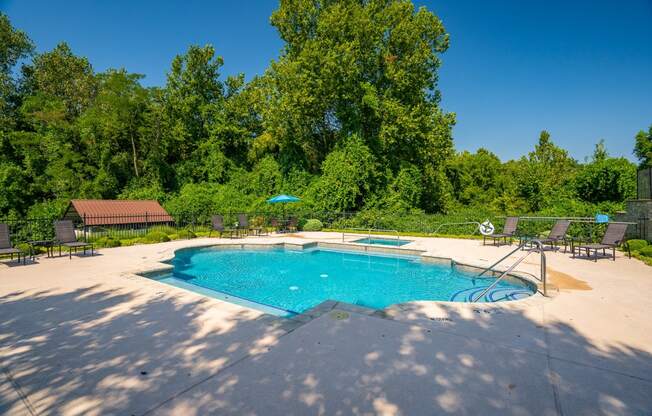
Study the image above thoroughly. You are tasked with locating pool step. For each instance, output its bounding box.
[450,286,532,303]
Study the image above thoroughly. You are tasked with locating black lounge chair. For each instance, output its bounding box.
[484,216,519,246]
[0,223,24,264]
[539,219,571,251]
[572,223,628,261]
[208,215,235,238]
[287,217,298,233]
[270,218,282,233]
[54,220,94,259]
[237,214,262,236]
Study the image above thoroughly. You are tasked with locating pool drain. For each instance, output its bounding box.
[329,311,349,320]
[320,274,328,278]
[289,286,299,291]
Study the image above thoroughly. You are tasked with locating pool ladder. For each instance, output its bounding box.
[472,240,547,302]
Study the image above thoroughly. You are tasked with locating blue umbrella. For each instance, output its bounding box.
[267,194,301,203]
[267,195,301,230]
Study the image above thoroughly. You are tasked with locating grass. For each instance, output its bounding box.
[625,249,652,266]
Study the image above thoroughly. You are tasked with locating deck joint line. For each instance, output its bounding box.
[2,366,37,416]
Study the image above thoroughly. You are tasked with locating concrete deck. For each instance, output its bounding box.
[0,232,651,415]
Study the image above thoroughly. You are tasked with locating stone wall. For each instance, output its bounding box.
[638,168,652,200]
[614,200,652,242]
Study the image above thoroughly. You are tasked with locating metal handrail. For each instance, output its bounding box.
[473,239,547,302]
[478,242,528,277]
[432,221,481,235]
[342,228,400,242]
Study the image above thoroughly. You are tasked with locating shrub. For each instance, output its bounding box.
[105,238,121,248]
[16,242,31,254]
[143,231,170,243]
[176,229,196,239]
[627,239,648,252]
[307,135,377,212]
[639,245,652,258]
[120,238,138,247]
[94,237,121,248]
[149,225,177,235]
[303,219,323,231]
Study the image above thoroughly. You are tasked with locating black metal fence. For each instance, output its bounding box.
[0,211,644,245]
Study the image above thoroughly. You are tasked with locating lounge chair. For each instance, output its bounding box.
[287,217,298,233]
[0,223,24,264]
[237,214,263,236]
[539,219,571,251]
[209,215,235,238]
[270,218,282,233]
[572,223,628,261]
[484,216,519,246]
[236,213,249,236]
[54,220,94,259]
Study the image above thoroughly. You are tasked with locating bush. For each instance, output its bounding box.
[176,229,196,239]
[16,242,31,254]
[302,219,323,231]
[94,237,122,248]
[105,238,122,248]
[627,239,648,252]
[639,245,652,258]
[149,225,177,235]
[143,231,170,243]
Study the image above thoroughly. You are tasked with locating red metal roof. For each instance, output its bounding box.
[68,200,173,226]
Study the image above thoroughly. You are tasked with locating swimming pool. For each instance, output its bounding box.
[353,237,411,246]
[149,246,535,316]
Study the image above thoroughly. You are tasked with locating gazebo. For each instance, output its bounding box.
[63,200,173,227]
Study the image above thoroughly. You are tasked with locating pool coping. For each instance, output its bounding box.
[121,239,550,326]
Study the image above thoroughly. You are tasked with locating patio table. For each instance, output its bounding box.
[28,240,55,260]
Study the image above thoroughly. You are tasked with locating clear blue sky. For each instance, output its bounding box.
[2,0,651,162]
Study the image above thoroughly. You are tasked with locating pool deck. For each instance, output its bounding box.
[1,232,651,415]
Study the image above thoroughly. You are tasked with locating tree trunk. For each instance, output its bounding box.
[130,131,139,177]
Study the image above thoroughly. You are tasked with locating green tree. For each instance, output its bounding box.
[0,13,33,131]
[0,162,32,215]
[446,148,503,205]
[79,69,148,185]
[307,134,377,211]
[575,141,636,203]
[24,42,97,119]
[516,131,578,211]
[163,45,224,162]
[634,125,652,168]
[266,0,454,212]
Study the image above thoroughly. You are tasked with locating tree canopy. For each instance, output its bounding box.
[0,4,642,222]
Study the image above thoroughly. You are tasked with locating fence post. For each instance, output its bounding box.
[83,213,87,242]
[145,212,149,231]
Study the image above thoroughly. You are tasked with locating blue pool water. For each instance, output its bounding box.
[151,246,535,316]
[353,237,411,246]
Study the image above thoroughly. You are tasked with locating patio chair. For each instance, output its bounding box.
[236,213,249,236]
[0,223,24,264]
[208,215,235,238]
[539,220,571,252]
[287,217,298,233]
[484,216,519,246]
[572,223,629,261]
[271,218,282,233]
[54,220,94,259]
